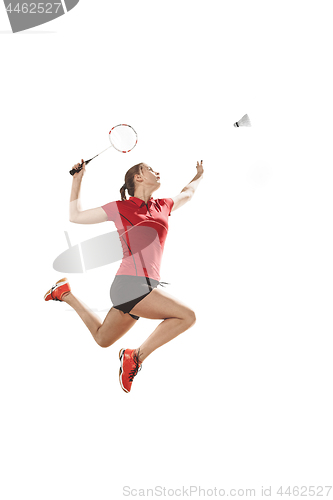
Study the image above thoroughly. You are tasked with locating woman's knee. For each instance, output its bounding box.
[183,308,196,328]
[96,337,112,348]
[98,340,111,348]
[95,327,113,348]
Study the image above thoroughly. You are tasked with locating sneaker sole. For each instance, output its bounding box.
[44,277,69,301]
[119,348,129,393]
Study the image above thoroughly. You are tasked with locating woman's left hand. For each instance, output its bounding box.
[196,160,204,176]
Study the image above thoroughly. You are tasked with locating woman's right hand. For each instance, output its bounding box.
[72,159,86,180]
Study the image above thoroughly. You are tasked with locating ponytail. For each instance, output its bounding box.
[119,162,144,201]
[120,183,127,201]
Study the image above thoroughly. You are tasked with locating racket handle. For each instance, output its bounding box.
[69,165,82,175]
[69,158,93,176]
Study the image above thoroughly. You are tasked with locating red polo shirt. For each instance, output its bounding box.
[101,196,174,281]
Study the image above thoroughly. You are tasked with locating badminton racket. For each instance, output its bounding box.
[69,124,138,176]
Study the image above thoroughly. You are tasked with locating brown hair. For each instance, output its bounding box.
[120,163,144,201]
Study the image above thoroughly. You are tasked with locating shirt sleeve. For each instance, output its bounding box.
[101,201,118,221]
[161,198,174,216]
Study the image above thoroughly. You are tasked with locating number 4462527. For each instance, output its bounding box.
[6,3,62,14]
[277,486,332,496]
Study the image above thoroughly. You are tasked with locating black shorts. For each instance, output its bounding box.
[110,275,162,320]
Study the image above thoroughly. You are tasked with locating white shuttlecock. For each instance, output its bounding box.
[233,114,251,127]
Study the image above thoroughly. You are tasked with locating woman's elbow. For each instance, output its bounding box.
[69,209,83,223]
[69,214,79,223]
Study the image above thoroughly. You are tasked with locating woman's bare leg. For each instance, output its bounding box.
[62,292,137,347]
[129,288,196,362]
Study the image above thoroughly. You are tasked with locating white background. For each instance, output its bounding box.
[1,1,332,498]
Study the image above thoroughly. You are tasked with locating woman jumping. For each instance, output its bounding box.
[44,160,204,392]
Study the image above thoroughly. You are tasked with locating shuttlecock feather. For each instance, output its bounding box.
[234,114,251,127]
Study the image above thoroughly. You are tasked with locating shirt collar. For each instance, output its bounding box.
[129,196,154,207]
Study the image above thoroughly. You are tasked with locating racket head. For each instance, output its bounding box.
[109,124,138,153]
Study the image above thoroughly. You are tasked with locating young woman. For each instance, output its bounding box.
[44,160,204,393]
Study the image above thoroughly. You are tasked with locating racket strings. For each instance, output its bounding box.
[109,124,138,153]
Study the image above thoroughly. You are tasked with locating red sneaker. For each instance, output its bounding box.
[119,348,142,393]
[44,278,71,302]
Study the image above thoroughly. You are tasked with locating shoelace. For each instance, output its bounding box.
[50,286,61,301]
[129,352,142,382]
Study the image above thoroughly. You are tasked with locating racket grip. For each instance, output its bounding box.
[69,158,93,176]
[69,165,83,176]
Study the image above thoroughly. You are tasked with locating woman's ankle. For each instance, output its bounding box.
[135,348,144,363]
[61,291,72,302]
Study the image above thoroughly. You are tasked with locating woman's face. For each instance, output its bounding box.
[140,164,160,189]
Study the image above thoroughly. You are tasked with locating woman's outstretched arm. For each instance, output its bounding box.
[69,160,108,224]
[171,160,204,212]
